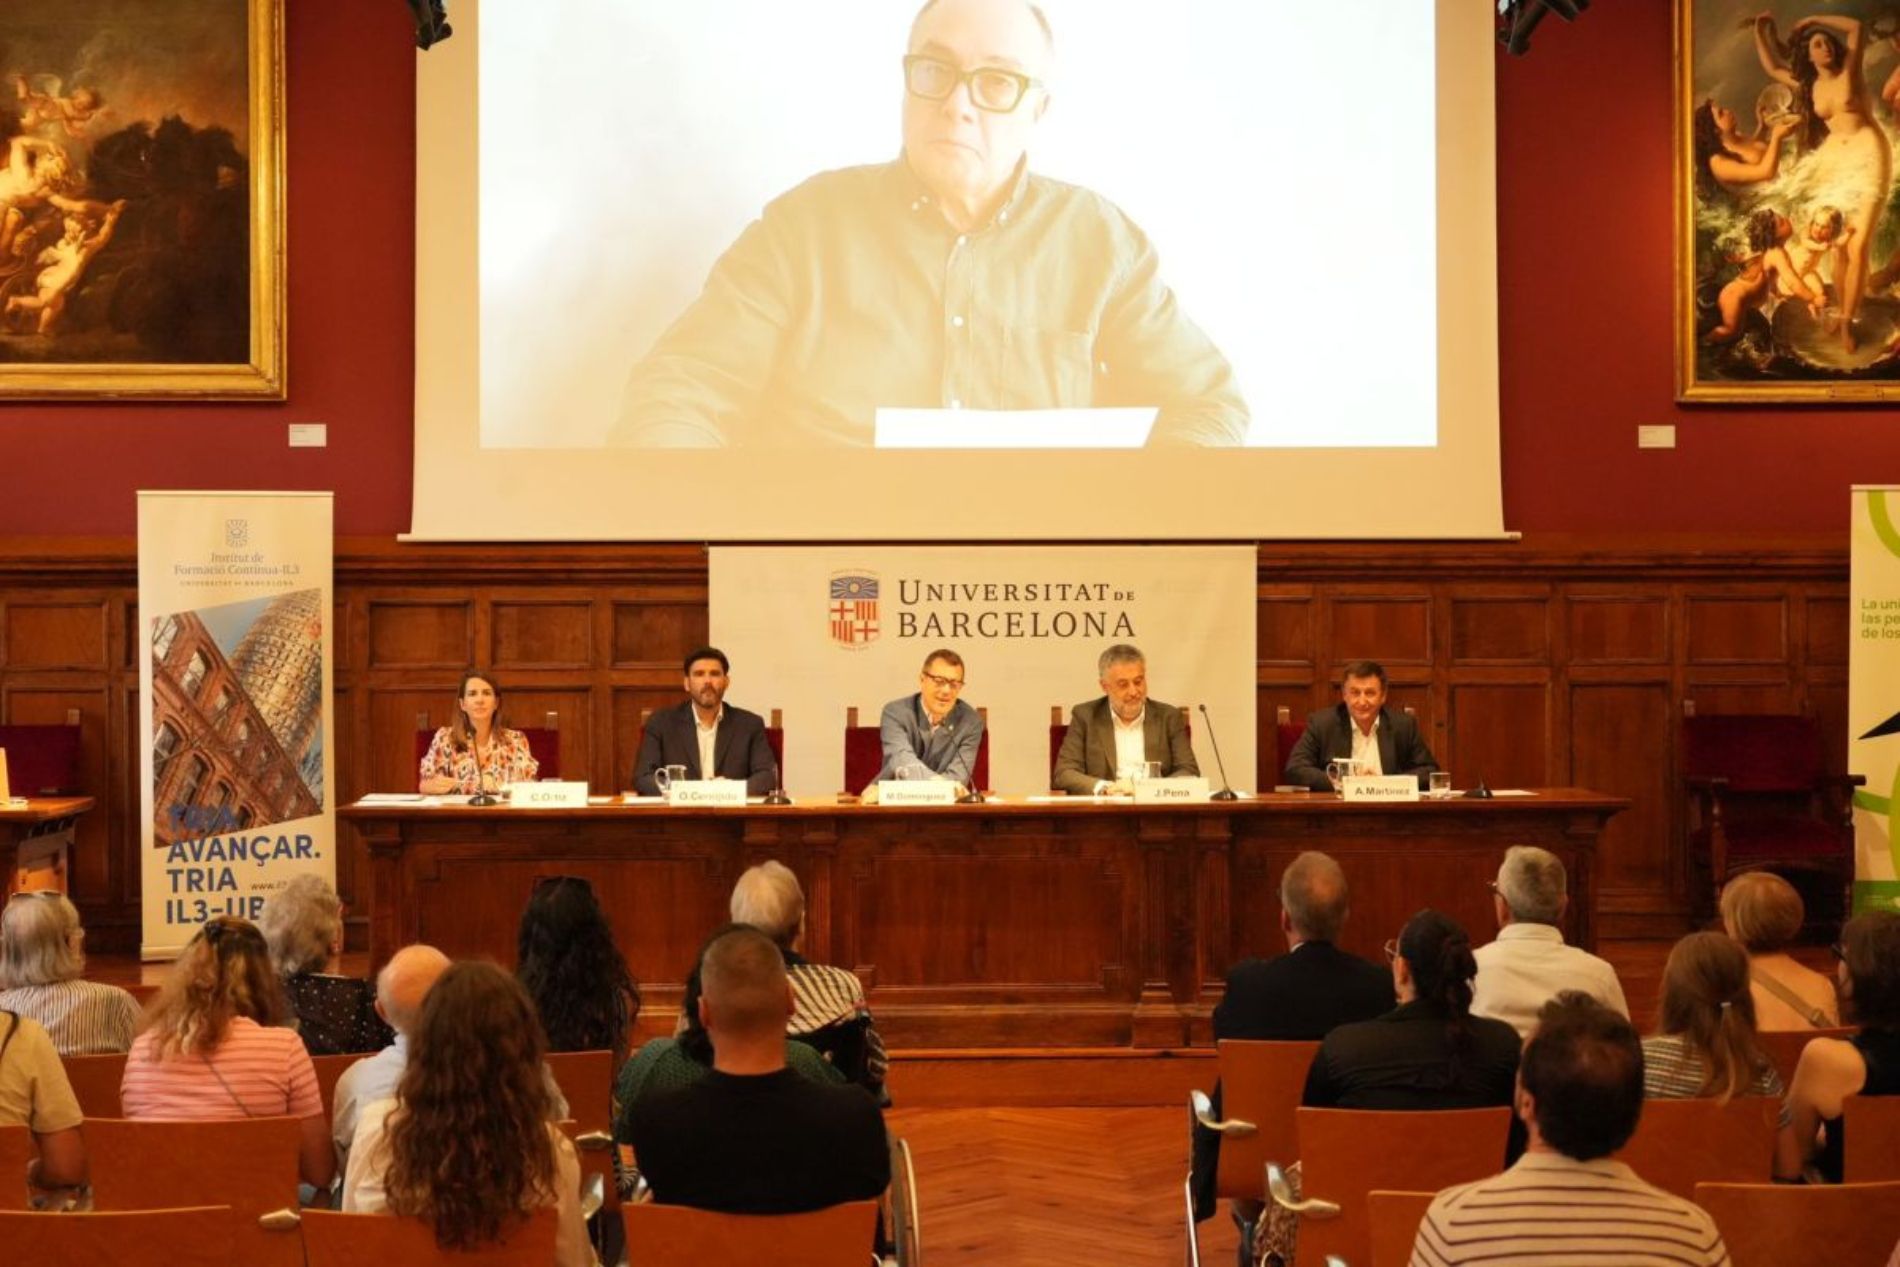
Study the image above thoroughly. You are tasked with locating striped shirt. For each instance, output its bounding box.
[121,1016,322,1121]
[1642,1033,1790,1127]
[0,980,142,1055]
[1411,1152,1730,1266]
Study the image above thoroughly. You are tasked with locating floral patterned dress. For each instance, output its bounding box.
[418,726,539,793]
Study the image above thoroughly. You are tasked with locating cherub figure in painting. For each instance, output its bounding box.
[15,75,107,138]
[5,199,126,335]
[0,135,90,259]
[1780,204,1852,316]
[1708,208,1822,341]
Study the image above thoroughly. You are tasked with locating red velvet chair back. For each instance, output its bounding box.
[0,723,82,795]
[1682,715,1822,792]
[1276,722,1306,781]
[845,710,988,792]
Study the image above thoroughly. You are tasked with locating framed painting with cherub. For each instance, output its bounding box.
[1679,0,1900,401]
[0,0,282,399]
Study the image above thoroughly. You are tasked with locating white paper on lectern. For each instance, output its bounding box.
[873,407,1157,449]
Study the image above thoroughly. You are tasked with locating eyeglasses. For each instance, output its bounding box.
[1383,938,1400,964]
[922,672,966,691]
[903,55,1042,114]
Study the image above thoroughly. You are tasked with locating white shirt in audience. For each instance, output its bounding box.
[1470,923,1628,1039]
[343,1096,593,1267]
[330,1037,571,1173]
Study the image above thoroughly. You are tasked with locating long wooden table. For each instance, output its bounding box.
[341,790,1625,1048]
[1,796,93,895]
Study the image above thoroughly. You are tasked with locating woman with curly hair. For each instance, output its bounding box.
[257,874,392,1056]
[515,876,640,1064]
[120,916,333,1190]
[342,961,590,1265]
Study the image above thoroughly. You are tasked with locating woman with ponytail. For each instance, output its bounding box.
[1302,909,1520,1110]
[1643,932,1784,1106]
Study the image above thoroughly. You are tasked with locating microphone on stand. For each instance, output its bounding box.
[467,763,500,807]
[1463,777,1494,800]
[1198,705,1241,802]
[762,758,792,806]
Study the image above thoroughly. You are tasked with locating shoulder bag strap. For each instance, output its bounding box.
[1751,967,1832,1029]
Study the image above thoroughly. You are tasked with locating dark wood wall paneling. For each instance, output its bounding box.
[0,537,1847,951]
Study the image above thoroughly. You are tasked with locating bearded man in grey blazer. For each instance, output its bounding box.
[1052,644,1199,795]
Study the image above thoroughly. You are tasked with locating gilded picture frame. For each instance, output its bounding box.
[0,0,284,399]
[1677,0,1900,402]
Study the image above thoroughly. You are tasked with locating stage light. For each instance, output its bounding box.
[405,0,452,50]
[1498,0,1590,57]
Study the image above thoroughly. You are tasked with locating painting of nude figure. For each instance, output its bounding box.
[1680,0,1900,401]
[0,0,282,398]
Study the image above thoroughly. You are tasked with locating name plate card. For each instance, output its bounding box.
[1133,777,1211,804]
[512,781,590,808]
[876,780,960,806]
[665,780,750,808]
[1341,775,1420,802]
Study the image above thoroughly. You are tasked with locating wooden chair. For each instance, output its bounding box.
[843,706,989,794]
[0,1123,30,1211]
[1614,1096,1780,1199]
[622,1199,879,1266]
[86,1116,306,1267]
[1681,714,1861,918]
[1755,1026,1854,1088]
[1366,1190,1436,1267]
[1844,1093,1900,1182]
[300,1207,558,1266]
[1275,1106,1512,1267]
[0,1206,234,1266]
[1189,1040,1321,1210]
[60,1050,126,1118]
[310,1051,359,1122]
[1694,1180,1900,1267]
[544,1050,618,1219]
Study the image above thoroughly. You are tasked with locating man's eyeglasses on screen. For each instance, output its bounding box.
[903,55,1041,113]
[922,672,965,691]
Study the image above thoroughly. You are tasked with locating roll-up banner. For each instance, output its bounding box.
[710,546,1257,797]
[138,492,335,958]
[1851,487,1900,916]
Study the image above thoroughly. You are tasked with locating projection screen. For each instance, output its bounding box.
[411,0,1504,540]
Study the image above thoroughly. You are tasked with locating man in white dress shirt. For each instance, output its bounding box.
[1051,644,1198,795]
[1471,846,1628,1039]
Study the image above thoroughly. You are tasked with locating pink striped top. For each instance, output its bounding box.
[121,1016,322,1121]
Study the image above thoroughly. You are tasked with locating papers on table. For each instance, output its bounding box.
[356,792,425,804]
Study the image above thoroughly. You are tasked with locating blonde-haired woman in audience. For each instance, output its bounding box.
[0,889,139,1054]
[729,860,888,1101]
[1779,911,1900,1182]
[257,874,391,1056]
[1720,872,1838,1030]
[344,960,592,1266]
[120,915,333,1191]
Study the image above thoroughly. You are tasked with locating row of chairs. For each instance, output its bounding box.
[1189,1038,1900,1267]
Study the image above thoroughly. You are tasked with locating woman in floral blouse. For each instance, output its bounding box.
[418,669,539,795]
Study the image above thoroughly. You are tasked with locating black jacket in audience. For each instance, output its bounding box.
[627,1067,889,1214]
[1191,942,1395,1221]
[1302,998,1520,1110]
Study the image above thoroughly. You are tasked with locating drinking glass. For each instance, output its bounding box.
[1429,772,1452,798]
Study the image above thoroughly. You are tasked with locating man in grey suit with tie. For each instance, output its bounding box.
[632,646,780,795]
[869,648,984,793]
[1283,658,1438,791]
[1052,644,1199,795]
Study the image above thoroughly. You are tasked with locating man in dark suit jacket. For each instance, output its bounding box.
[1283,658,1438,791]
[631,646,780,794]
[1052,643,1199,794]
[1191,851,1395,1236]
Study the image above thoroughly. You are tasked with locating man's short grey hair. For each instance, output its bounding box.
[1497,846,1567,925]
[257,873,343,977]
[1280,851,1350,943]
[0,891,85,987]
[729,860,806,948]
[375,944,450,1034]
[1098,644,1145,678]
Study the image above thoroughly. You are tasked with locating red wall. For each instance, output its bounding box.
[2,2,1885,539]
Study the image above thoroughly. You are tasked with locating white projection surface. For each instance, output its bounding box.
[412,0,1504,540]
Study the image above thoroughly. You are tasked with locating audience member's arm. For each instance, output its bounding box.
[550,1131,592,1267]
[340,1105,392,1212]
[1301,1045,1341,1107]
[29,1125,87,1188]
[1776,1037,1866,1178]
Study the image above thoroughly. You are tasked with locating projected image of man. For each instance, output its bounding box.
[610,0,1247,450]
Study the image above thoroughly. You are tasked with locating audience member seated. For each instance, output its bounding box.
[516,876,640,1066]
[330,944,450,1174]
[1411,993,1730,1266]
[1471,846,1627,1039]
[1191,851,1394,1230]
[259,874,392,1056]
[1780,910,1900,1182]
[614,926,845,1139]
[626,925,889,1214]
[0,1009,87,1191]
[1721,871,1839,1030]
[729,861,888,1100]
[342,961,592,1267]
[119,916,333,1191]
[0,890,139,1054]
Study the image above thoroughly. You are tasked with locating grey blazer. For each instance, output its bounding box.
[1051,697,1199,794]
[874,694,983,787]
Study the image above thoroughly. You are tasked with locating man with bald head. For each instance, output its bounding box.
[612,0,1246,448]
[627,924,889,1214]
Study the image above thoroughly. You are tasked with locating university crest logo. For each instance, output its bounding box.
[829,572,879,648]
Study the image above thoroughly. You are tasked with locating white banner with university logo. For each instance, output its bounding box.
[1851,487,1900,915]
[710,546,1257,797]
[137,492,335,958]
